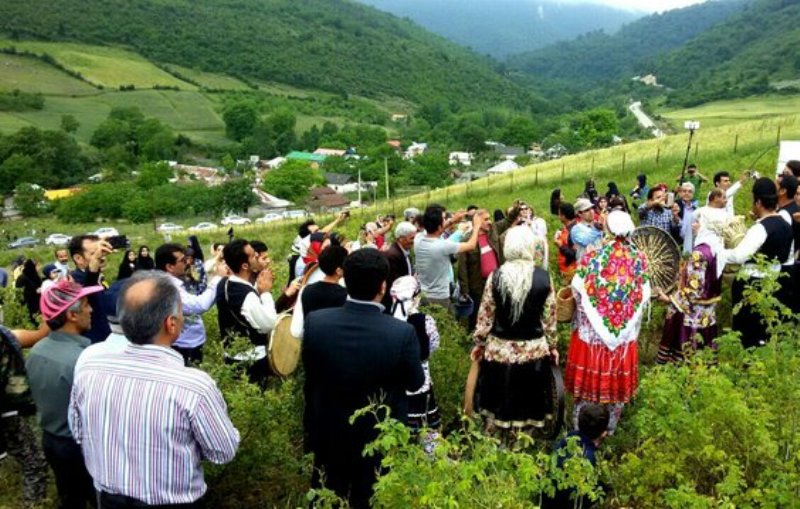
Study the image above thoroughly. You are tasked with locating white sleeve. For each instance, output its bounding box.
[180,277,220,315]
[290,287,305,338]
[723,223,767,265]
[240,291,277,334]
[727,181,742,199]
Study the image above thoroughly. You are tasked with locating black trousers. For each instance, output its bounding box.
[172,345,204,366]
[41,432,96,509]
[311,453,381,509]
[98,492,203,509]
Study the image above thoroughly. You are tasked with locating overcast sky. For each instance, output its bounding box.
[576,0,708,12]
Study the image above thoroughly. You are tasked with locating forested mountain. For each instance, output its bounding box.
[357,0,640,58]
[655,0,800,105]
[0,0,535,109]
[510,0,750,86]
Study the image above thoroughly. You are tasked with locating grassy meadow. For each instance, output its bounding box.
[0,53,98,96]
[660,93,800,128]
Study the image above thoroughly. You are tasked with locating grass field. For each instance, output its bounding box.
[0,53,98,96]
[0,90,226,143]
[0,39,195,90]
[661,94,800,128]
[165,64,252,91]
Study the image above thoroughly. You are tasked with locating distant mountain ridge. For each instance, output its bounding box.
[358,0,641,58]
[509,0,750,86]
[0,0,535,108]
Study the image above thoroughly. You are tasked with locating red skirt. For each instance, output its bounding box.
[564,330,638,404]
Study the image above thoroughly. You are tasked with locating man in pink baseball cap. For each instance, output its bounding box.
[25,279,103,509]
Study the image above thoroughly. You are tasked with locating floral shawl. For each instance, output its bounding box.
[571,238,651,350]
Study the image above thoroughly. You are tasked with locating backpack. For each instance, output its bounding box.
[0,326,36,417]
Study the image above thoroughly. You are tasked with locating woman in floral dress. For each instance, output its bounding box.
[656,220,724,363]
[565,211,651,432]
[469,225,558,435]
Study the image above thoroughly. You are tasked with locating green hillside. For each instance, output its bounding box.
[660,94,800,128]
[508,0,749,88]
[656,0,800,106]
[0,0,535,109]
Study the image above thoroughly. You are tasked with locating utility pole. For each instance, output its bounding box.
[384,157,390,200]
[358,168,362,206]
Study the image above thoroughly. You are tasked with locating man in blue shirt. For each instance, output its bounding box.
[570,198,603,263]
[638,186,681,237]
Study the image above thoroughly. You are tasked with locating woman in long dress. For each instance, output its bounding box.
[468,226,558,435]
[565,211,651,432]
[656,220,724,363]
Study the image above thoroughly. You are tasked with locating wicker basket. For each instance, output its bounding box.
[556,287,576,323]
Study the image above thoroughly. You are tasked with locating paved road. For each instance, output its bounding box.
[629,101,665,138]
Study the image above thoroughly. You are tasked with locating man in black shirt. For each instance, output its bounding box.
[290,245,348,338]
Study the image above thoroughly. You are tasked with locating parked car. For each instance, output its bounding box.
[283,210,308,219]
[8,237,40,249]
[255,213,282,224]
[45,233,72,246]
[157,223,184,233]
[92,227,120,238]
[189,222,218,232]
[220,215,251,226]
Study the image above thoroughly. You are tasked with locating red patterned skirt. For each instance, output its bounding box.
[564,330,638,404]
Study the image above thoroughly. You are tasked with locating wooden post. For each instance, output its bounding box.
[734,133,739,153]
[694,143,699,160]
[446,187,449,206]
[535,167,539,186]
[777,126,782,144]
[510,171,514,194]
[656,147,661,166]
[561,162,565,183]
[392,198,396,217]
[621,152,626,173]
[466,181,470,199]
[591,156,595,179]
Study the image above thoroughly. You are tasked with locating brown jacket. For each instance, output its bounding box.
[458,227,503,298]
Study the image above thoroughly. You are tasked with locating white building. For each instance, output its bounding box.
[486,160,521,175]
[448,152,472,166]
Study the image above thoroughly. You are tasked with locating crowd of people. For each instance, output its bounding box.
[1,160,799,508]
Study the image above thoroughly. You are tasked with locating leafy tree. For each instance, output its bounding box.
[262,160,324,203]
[223,101,258,142]
[136,161,173,189]
[219,179,257,214]
[60,114,80,134]
[220,154,237,175]
[576,108,619,148]
[0,154,37,194]
[500,116,539,146]
[13,183,49,217]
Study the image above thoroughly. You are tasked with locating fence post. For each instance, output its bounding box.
[510,172,514,194]
[535,167,539,186]
[466,181,470,199]
[621,152,626,173]
[734,134,739,154]
[561,162,565,183]
[694,143,699,160]
[777,126,782,144]
[392,198,396,217]
[590,156,595,179]
[656,147,661,166]
[445,187,449,206]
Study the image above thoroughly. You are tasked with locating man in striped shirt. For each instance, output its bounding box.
[69,272,240,508]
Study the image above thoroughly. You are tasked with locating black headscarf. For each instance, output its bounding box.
[549,188,562,216]
[118,250,137,280]
[136,245,155,271]
[606,182,621,199]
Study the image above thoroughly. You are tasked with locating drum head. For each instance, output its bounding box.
[630,225,681,293]
[268,313,301,377]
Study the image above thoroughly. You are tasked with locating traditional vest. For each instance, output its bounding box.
[490,267,550,340]
[216,277,268,347]
[752,216,792,265]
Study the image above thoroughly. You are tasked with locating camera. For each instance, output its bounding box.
[107,235,129,250]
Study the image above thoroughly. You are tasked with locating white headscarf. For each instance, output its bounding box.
[607,210,635,237]
[390,275,421,320]
[498,226,537,324]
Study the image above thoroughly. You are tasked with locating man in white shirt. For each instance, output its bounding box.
[414,204,483,309]
[155,243,226,365]
[53,248,70,279]
[216,239,278,386]
[710,170,747,219]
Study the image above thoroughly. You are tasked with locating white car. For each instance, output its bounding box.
[157,223,184,233]
[255,213,282,224]
[45,233,72,246]
[220,215,251,226]
[189,222,218,232]
[92,227,120,238]
[283,210,308,219]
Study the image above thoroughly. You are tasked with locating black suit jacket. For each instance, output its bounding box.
[381,242,411,311]
[303,300,424,462]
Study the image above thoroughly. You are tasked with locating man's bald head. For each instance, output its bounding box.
[119,271,181,345]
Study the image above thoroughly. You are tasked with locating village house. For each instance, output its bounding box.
[286,151,327,169]
[324,173,378,194]
[391,113,408,123]
[171,164,227,186]
[308,186,350,212]
[313,148,347,157]
[404,142,428,159]
[448,151,472,166]
[486,160,521,175]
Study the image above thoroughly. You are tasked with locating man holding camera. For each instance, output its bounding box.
[67,234,114,343]
[638,187,682,238]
